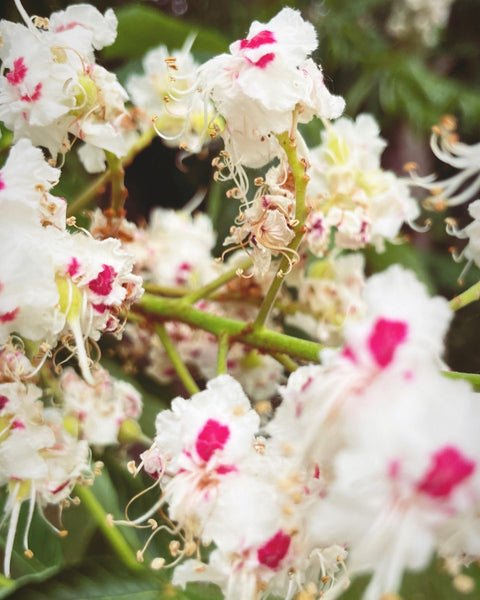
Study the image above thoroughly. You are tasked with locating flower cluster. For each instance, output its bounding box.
[0,3,134,171]
[130,266,480,600]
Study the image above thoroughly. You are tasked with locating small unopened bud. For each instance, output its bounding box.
[118,419,143,445]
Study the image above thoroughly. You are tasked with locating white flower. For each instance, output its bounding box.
[176,8,344,169]
[140,375,260,536]
[0,209,63,346]
[306,114,420,253]
[0,381,91,577]
[0,5,133,165]
[409,116,480,209]
[285,253,366,343]
[0,139,64,229]
[60,367,142,448]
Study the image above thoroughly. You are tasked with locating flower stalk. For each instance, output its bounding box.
[253,129,310,329]
[449,280,480,311]
[137,294,322,363]
[67,127,156,217]
[75,486,142,572]
[154,322,200,395]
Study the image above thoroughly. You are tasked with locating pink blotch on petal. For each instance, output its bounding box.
[67,257,80,277]
[0,174,5,191]
[247,53,276,69]
[216,464,237,475]
[51,479,70,495]
[0,395,9,410]
[11,420,25,430]
[257,530,291,570]
[20,82,42,103]
[6,57,27,86]
[240,30,276,50]
[368,318,408,368]
[417,446,475,499]
[0,308,19,323]
[88,264,117,296]
[195,419,230,462]
[341,345,357,363]
[92,303,108,313]
[55,22,83,33]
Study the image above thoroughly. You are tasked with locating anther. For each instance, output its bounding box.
[169,540,181,556]
[151,557,165,570]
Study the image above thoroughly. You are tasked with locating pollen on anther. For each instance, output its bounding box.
[151,557,165,570]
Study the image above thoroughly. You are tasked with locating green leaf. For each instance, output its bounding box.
[339,560,480,600]
[103,6,228,62]
[364,241,436,293]
[5,559,165,600]
[442,370,480,390]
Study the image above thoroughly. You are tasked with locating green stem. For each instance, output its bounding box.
[138,294,322,363]
[449,280,480,311]
[75,486,142,572]
[154,322,200,395]
[143,283,190,297]
[67,127,156,217]
[272,353,298,372]
[106,151,127,217]
[253,129,310,329]
[217,332,230,375]
[182,257,253,304]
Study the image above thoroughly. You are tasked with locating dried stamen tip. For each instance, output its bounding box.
[447,133,459,144]
[403,161,418,172]
[445,217,457,227]
[235,268,244,276]
[169,540,181,556]
[24,549,34,559]
[432,200,447,212]
[150,557,165,570]
[254,177,264,186]
[106,513,114,527]
[255,400,272,415]
[136,550,144,563]
[431,124,442,135]
[127,460,137,475]
[59,530,68,538]
[441,114,457,131]
[33,16,49,29]
[147,518,158,530]
[66,216,76,226]
[179,142,190,151]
